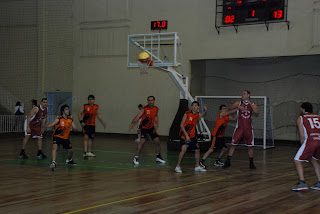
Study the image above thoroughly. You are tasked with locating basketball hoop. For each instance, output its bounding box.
[137,59,153,73]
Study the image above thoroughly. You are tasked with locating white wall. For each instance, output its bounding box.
[72,0,320,137]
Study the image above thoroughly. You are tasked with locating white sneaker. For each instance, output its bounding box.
[86,152,96,157]
[135,138,140,142]
[156,157,166,163]
[50,161,56,171]
[195,166,206,172]
[133,157,139,165]
[175,166,182,173]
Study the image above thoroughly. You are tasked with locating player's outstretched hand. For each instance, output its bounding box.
[203,104,208,112]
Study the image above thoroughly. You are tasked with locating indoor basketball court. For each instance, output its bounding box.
[1,0,320,213]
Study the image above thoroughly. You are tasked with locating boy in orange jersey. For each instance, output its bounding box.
[175,101,207,173]
[129,96,165,165]
[46,105,78,171]
[199,105,238,169]
[78,95,106,157]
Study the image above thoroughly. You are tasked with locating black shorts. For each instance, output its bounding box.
[140,127,159,140]
[211,135,227,150]
[180,137,200,152]
[83,125,95,139]
[52,137,72,150]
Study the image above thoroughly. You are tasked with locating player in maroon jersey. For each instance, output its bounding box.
[223,90,259,169]
[292,102,320,191]
[19,98,48,159]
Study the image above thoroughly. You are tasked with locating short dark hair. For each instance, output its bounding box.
[301,102,313,113]
[244,90,251,95]
[41,98,47,102]
[88,94,95,100]
[191,101,200,106]
[138,104,143,108]
[219,104,226,110]
[147,96,155,101]
[60,104,69,115]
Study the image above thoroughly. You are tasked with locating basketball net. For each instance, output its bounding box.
[137,59,153,73]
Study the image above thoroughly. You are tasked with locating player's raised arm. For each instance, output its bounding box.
[248,101,259,115]
[129,108,145,129]
[229,101,240,110]
[199,104,207,118]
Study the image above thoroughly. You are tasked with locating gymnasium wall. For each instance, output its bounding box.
[1,0,320,139]
[0,0,38,113]
[0,0,73,114]
[191,55,320,140]
[72,0,320,139]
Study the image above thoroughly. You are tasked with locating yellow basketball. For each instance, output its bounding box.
[138,52,150,60]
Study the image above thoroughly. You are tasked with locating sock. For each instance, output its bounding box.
[135,156,139,159]
[21,149,25,153]
[217,158,221,161]
[227,156,232,160]
[249,157,254,164]
[156,154,161,158]
[200,159,205,162]
[37,150,42,154]
[300,180,305,183]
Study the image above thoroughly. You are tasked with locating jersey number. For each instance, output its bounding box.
[307,118,320,129]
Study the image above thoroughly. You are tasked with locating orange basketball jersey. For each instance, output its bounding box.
[180,110,200,139]
[139,105,159,129]
[53,116,73,139]
[83,104,98,126]
[211,113,229,137]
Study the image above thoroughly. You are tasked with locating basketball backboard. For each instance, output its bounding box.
[127,32,181,67]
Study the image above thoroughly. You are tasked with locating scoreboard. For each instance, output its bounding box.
[223,0,285,25]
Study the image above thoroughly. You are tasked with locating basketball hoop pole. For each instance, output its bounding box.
[162,66,211,140]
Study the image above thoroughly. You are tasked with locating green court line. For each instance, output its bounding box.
[63,176,226,214]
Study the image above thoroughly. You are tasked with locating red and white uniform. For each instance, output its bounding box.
[232,100,254,146]
[24,105,48,138]
[294,113,320,162]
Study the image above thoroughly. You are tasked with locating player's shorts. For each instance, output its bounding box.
[210,136,227,150]
[180,137,200,152]
[52,137,72,150]
[232,127,254,146]
[140,127,159,140]
[83,125,95,139]
[294,140,320,162]
[24,119,43,138]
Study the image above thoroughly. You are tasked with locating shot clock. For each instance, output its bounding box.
[223,0,285,25]
[151,20,168,30]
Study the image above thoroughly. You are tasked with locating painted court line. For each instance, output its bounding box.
[64,177,226,214]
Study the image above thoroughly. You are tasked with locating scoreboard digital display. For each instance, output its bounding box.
[223,0,285,25]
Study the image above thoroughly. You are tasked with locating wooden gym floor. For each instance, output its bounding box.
[0,133,319,214]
